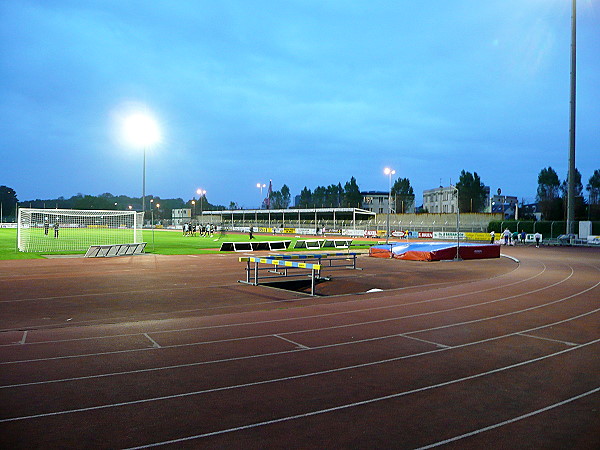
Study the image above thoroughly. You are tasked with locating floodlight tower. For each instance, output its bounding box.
[257,183,266,208]
[197,189,207,215]
[566,0,577,235]
[384,167,395,245]
[123,112,160,219]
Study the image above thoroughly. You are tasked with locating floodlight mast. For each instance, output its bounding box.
[384,167,395,245]
[122,112,160,220]
[566,0,576,235]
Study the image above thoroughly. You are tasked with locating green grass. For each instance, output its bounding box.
[0,228,373,260]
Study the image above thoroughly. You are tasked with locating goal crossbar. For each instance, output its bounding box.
[17,208,144,253]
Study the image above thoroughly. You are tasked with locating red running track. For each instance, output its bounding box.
[0,246,598,448]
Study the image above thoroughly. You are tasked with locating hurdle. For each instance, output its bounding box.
[84,242,147,258]
[293,239,353,250]
[267,252,360,270]
[294,239,325,249]
[239,256,323,296]
[220,240,291,252]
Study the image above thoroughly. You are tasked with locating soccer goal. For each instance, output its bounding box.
[17,208,144,253]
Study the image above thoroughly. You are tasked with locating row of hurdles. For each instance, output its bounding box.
[239,251,360,296]
[221,238,353,252]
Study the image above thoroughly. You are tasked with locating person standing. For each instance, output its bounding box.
[520,231,526,245]
[534,232,542,248]
[249,225,254,240]
[490,230,495,244]
[503,228,511,245]
[53,221,59,238]
[44,218,49,236]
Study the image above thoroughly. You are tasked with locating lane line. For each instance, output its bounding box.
[115,340,600,449]
[143,334,161,349]
[0,258,537,336]
[415,387,600,449]
[3,307,597,391]
[517,333,577,347]
[1,277,596,368]
[19,331,28,345]
[273,335,310,350]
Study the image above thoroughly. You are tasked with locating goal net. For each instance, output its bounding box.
[17,208,144,253]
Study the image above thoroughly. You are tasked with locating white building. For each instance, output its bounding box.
[422,186,459,213]
[361,191,415,214]
[172,208,192,227]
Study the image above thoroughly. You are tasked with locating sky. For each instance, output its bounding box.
[1,0,599,209]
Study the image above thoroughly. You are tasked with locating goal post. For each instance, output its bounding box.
[17,208,144,253]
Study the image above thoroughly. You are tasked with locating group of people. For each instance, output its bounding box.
[43,219,60,238]
[490,229,542,247]
[182,223,215,237]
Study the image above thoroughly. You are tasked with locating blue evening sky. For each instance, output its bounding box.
[1,0,598,208]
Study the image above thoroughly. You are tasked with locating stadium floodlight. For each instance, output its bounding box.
[122,112,161,218]
[384,167,395,245]
[197,189,206,214]
[17,208,144,253]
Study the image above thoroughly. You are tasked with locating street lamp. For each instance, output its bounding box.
[256,183,266,208]
[384,167,395,244]
[197,189,206,215]
[122,111,160,220]
[191,200,196,217]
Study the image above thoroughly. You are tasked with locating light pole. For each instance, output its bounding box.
[122,111,160,221]
[566,0,577,235]
[191,200,196,218]
[384,167,395,244]
[451,185,461,261]
[197,189,206,216]
[256,183,266,208]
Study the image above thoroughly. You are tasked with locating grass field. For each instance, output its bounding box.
[0,228,372,260]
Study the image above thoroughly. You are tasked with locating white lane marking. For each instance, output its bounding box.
[0,256,534,334]
[415,387,600,449]
[3,308,597,391]
[517,333,577,347]
[273,335,310,350]
[1,276,597,373]
[19,331,28,345]
[118,340,599,448]
[143,334,161,349]
[0,263,576,364]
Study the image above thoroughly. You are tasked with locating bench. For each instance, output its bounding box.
[239,256,323,296]
[220,240,291,252]
[84,242,147,258]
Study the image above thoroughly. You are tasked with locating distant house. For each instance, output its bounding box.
[361,191,415,214]
[172,208,192,226]
[423,186,459,213]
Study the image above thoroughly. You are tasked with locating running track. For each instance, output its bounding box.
[0,246,598,448]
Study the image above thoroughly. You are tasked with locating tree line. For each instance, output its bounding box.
[2,166,598,221]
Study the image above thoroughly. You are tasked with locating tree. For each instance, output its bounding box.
[343,177,362,208]
[536,167,561,201]
[0,185,18,219]
[560,168,583,198]
[536,167,562,220]
[391,178,414,213]
[586,169,600,204]
[280,184,291,209]
[456,170,487,212]
[298,187,312,208]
